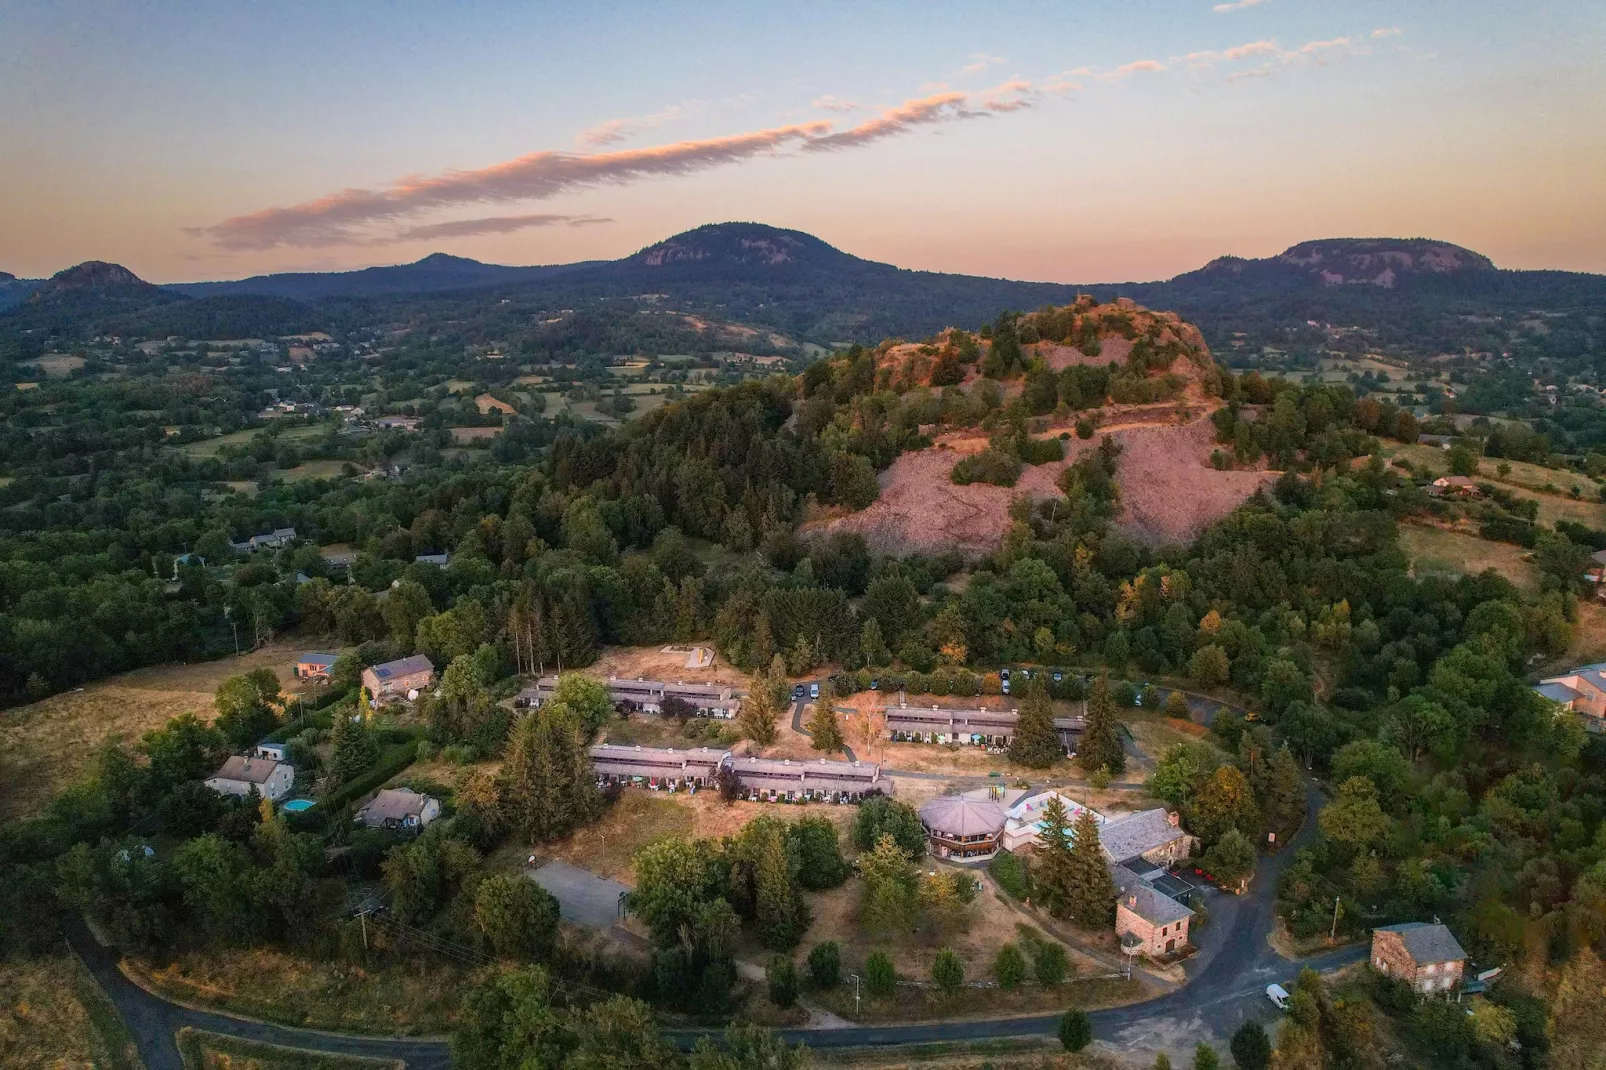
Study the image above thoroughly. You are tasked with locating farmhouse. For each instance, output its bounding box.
[522,676,740,718]
[230,527,298,553]
[1114,864,1193,958]
[204,755,294,802]
[362,654,436,703]
[1371,922,1467,995]
[355,787,441,830]
[884,703,1085,751]
[376,415,421,431]
[589,744,729,789]
[1428,475,1483,499]
[919,794,1008,859]
[295,652,339,680]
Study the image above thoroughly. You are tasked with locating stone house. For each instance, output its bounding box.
[1099,808,1197,869]
[1114,864,1193,958]
[354,787,441,830]
[1371,922,1467,994]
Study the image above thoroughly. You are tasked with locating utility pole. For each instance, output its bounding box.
[360,909,369,950]
[853,973,861,1016]
[1330,896,1342,940]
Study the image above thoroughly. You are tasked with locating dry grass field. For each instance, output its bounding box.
[30,353,87,377]
[281,459,352,482]
[0,641,318,822]
[448,426,502,444]
[1398,524,1539,592]
[129,949,485,1035]
[0,954,140,1070]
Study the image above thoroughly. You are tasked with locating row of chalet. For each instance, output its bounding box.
[884,703,1085,751]
[588,744,888,801]
[522,676,741,718]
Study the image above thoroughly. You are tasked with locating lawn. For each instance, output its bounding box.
[129,949,485,1035]
[0,953,142,1070]
[281,459,353,482]
[0,641,318,822]
[1398,523,1539,592]
[536,790,697,882]
[176,1028,401,1070]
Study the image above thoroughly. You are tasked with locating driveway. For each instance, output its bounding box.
[528,859,629,929]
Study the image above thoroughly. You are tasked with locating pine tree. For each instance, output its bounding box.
[330,709,379,783]
[1032,795,1077,916]
[755,825,805,949]
[1064,808,1116,929]
[1008,676,1062,767]
[1079,675,1126,777]
[505,704,599,844]
[1259,745,1306,840]
[860,617,889,667]
[806,680,845,754]
[737,664,780,746]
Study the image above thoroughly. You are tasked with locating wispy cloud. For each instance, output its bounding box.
[810,95,865,112]
[577,103,696,147]
[198,121,832,250]
[802,80,1037,152]
[389,213,611,243]
[959,53,1007,75]
[1372,26,1403,38]
[1213,0,1270,12]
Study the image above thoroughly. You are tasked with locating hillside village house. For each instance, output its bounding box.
[1099,808,1197,870]
[1371,922,1467,995]
[362,655,435,703]
[230,527,297,553]
[1532,663,1606,727]
[1587,550,1606,589]
[589,744,730,789]
[204,755,294,802]
[355,787,441,830]
[1428,475,1483,499]
[295,652,339,680]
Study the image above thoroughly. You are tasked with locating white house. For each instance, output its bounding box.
[205,755,294,801]
[1000,790,1104,853]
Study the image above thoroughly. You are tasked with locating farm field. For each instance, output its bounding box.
[27,353,87,377]
[0,953,141,1070]
[448,426,502,443]
[182,423,327,459]
[1398,524,1538,591]
[0,641,320,822]
[281,459,352,481]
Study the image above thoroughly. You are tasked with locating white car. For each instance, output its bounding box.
[1266,983,1290,1010]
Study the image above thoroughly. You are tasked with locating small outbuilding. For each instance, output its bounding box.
[919,794,1008,859]
[295,652,339,680]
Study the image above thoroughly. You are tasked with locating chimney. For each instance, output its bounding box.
[1167,811,1180,827]
[1128,895,1138,909]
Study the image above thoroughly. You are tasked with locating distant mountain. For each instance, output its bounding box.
[1185,238,1496,290]
[32,261,164,303]
[169,251,598,300]
[0,271,42,311]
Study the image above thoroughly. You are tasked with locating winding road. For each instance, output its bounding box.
[67,681,1354,1066]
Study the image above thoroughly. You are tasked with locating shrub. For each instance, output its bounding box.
[1019,436,1065,466]
[766,957,799,1008]
[931,948,964,997]
[989,851,1033,900]
[1230,1021,1271,1070]
[1033,941,1068,985]
[807,942,841,988]
[864,950,896,999]
[1075,416,1096,439]
[1059,1009,1092,1052]
[951,448,1022,487]
[994,942,1027,990]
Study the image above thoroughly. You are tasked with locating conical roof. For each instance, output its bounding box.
[919,795,1007,837]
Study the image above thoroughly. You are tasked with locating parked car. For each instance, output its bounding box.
[869,679,880,690]
[810,683,820,699]
[793,684,805,699]
[1266,983,1290,1010]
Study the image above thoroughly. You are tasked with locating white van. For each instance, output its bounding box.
[1266,983,1290,1010]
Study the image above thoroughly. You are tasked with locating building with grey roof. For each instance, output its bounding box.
[1098,808,1196,868]
[1372,922,1468,995]
[1113,863,1193,958]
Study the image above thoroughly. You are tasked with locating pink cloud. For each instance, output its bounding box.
[389,213,612,242]
[1213,0,1271,11]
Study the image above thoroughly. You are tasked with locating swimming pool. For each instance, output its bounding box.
[281,798,316,812]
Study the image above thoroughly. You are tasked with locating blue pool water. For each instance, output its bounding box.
[282,798,316,812]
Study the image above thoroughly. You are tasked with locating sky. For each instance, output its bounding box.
[2,0,1604,284]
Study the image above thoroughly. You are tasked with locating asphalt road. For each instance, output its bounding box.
[66,680,1350,1065]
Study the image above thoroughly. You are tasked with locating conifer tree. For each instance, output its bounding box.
[1031,795,1077,916]
[806,680,845,754]
[738,658,782,746]
[330,708,378,783]
[1008,676,1062,767]
[1064,808,1116,929]
[1078,675,1126,777]
[755,825,806,949]
[505,703,599,844]
[860,617,890,667]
